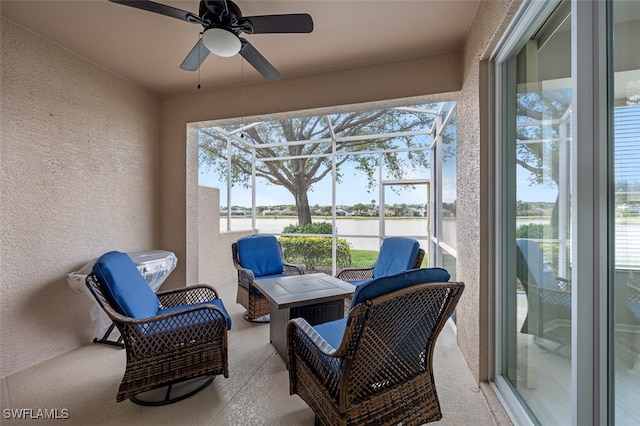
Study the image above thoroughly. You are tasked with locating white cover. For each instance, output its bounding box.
[66,250,178,338]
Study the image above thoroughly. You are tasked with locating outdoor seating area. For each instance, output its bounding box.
[72,238,476,425]
[3,276,496,425]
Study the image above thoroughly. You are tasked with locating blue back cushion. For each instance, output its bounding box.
[372,237,420,278]
[516,239,558,289]
[350,267,450,308]
[93,251,160,318]
[237,234,283,277]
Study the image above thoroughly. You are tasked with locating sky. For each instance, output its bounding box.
[199,152,560,208]
[199,161,433,209]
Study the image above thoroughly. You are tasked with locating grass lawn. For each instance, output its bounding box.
[290,248,430,271]
[350,249,378,267]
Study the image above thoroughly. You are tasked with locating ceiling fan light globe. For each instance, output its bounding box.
[202,27,241,57]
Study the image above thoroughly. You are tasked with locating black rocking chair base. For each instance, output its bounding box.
[93,322,124,348]
[129,376,215,406]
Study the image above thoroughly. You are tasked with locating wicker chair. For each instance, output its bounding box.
[516,238,572,346]
[517,239,640,366]
[287,268,463,426]
[232,234,304,322]
[85,251,231,405]
[336,236,425,284]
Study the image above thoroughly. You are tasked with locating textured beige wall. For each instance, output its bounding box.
[0,19,161,377]
[454,0,521,383]
[197,186,255,287]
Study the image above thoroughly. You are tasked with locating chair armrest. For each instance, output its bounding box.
[287,317,340,357]
[157,284,220,308]
[234,266,256,288]
[232,255,256,278]
[283,262,304,275]
[539,286,572,306]
[557,277,571,291]
[336,266,374,281]
[628,283,640,303]
[287,318,343,397]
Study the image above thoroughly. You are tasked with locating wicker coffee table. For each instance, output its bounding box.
[253,273,355,361]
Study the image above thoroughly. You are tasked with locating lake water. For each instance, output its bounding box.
[221,216,640,267]
[222,217,429,250]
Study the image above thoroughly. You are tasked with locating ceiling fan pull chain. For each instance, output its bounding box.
[197,34,202,89]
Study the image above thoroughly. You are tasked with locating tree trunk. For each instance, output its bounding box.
[295,186,312,224]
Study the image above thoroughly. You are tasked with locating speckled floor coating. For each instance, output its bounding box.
[1,282,504,425]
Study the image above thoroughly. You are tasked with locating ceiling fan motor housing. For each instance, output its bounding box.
[200,0,247,33]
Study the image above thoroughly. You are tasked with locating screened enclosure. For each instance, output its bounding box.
[198,102,458,274]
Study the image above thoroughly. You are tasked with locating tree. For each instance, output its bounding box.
[199,106,437,224]
[515,89,571,229]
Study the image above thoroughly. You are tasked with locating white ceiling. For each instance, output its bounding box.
[1,0,481,96]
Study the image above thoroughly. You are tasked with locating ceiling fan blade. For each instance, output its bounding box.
[243,14,313,34]
[239,39,280,81]
[109,0,203,24]
[180,39,210,71]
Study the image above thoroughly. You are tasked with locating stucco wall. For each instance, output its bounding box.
[455,0,521,383]
[0,19,161,377]
[198,186,255,287]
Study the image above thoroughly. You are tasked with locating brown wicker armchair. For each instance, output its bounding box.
[85,251,231,405]
[336,236,425,283]
[232,234,304,322]
[515,239,572,346]
[287,268,463,425]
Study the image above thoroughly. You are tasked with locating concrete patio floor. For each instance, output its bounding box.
[1,282,511,425]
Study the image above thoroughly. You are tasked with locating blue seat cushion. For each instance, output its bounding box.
[372,237,420,278]
[350,267,451,309]
[159,298,232,330]
[237,234,283,277]
[313,317,348,349]
[345,279,370,287]
[93,251,159,319]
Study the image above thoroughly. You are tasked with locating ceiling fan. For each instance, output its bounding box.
[109,0,314,81]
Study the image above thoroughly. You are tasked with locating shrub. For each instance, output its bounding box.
[516,223,557,239]
[516,223,570,277]
[280,236,352,269]
[283,222,332,235]
[280,222,351,269]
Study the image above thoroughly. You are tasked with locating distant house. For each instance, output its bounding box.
[220,210,247,216]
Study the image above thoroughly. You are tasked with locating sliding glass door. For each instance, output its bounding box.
[498,2,573,423]
[612,1,640,423]
[494,0,640,424]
